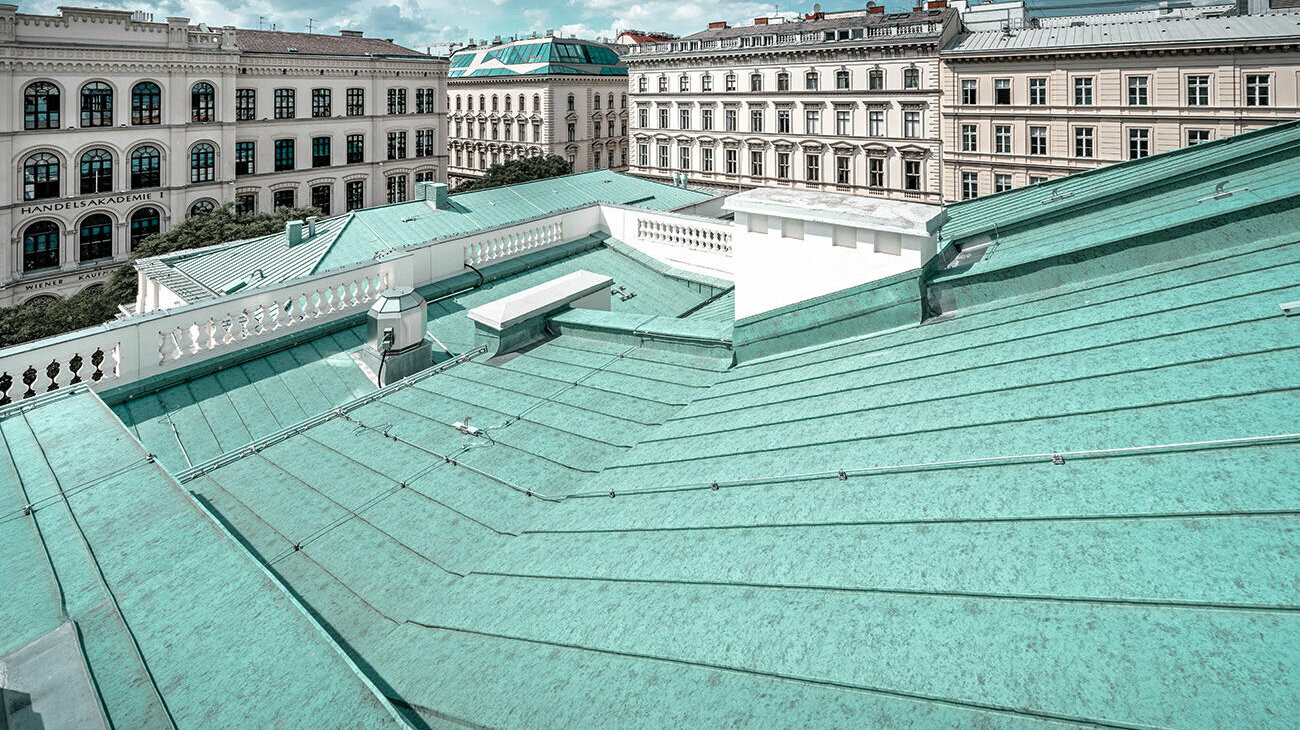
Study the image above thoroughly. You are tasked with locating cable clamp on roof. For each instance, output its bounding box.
[838,470,847,481]
[23,504,33,516]
[1051,453,1066,466]
[609,490,616,498]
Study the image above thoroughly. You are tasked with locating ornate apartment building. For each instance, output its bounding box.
[939,11,1300,200]
[624,6,960,204]
[1,5,446,306]
[447,36,629,187]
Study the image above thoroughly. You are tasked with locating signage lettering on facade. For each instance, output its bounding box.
[19,191,160,216]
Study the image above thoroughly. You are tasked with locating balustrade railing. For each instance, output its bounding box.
[463,220,564,266]
[635,217,733,255]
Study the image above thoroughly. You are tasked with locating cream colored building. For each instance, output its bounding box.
[447,36,629,186]
[625,6,959,204]
[939,11,1300,200]
[0,4,446,306]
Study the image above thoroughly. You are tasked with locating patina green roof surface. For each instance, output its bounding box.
[113,236,723,472]
[174,184,1300,727]
[146,172,717,301]
[0,389,406,728]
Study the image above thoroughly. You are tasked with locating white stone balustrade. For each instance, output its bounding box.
[464,221,564,267]
[633,217,733,255]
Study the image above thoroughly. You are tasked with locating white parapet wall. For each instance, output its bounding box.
[723,188,946,320]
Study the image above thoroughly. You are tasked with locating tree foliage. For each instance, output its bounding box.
[454,154,572,193]
[0,204,320,349]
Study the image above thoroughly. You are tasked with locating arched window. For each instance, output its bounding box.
[868,68,884,91]
[79,149,113,195]
[22,221,60,272]
[80,82,113,127]
[190,142,215,182]
[131,82,161,125]
[533,95,541,112]
[130,207,160,250]
[130,146,161,189]
[608,93,614,109]
[466,96,473,111]
[504,95,512,112]
[836,69,851,90]
[79,213,113,261]
[23,152,60,201]
[777,71,790,91]
[805,70,819,91]
[191,82,215,122]
[492,95,499,111]
[478,95,485,110]
[567,94,575,112]
[518,94,525,111]
[455,95,462,110]
[621,93,626,108]
[24,82,60,130]
[594,94,601,110]
[189,199,215,218]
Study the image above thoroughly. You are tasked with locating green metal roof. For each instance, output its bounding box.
[0,389,407,728]
[143,171,717,303]
[6,123,1300,728]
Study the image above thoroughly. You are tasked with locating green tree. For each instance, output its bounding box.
[455,154,572,193]
[0,204,320,349]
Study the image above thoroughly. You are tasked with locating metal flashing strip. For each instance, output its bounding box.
[175,346,488,482]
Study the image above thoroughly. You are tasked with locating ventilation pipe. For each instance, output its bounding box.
[360,287,433,386]
[306,215,318,237]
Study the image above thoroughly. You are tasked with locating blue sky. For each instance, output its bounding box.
[22,0,1167,52]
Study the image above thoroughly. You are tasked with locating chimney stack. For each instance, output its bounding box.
[306,215,318,237]
[708,21,728,29]
[286,220,303,246]
[754,17,768,24]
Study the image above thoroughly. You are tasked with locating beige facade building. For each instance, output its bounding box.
[1,5,446,306]
[447,36,629,187]
[939,11,1300,200]
[625,6,959,204]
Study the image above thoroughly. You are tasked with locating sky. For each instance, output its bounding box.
[19,0,1179,52]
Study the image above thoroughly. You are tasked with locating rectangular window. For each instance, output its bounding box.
[752,109,764,132]
[868,157,884,188]
[805,154,819,182]
[386,175,407,203]
[835,155,850,185]
[658,145,669,168]
[235,88,256,121]
[961,79,977,105]
[273,189,295,210]
[725,148,737,175]
[750,150,764,177]
[961,171,978,200]
[312,136,331,167]
[1074,77,1093,106]
[235,193,255,216]
[905,160,921,191]
[904,111,920,138]
[750,74,762,92]
[346,88,364,116]
[387,88,407,114]
[1029,175,1049,185]
[567,123,575,141]
[348,180,364,211]
[680,108,691,129]
[868,110,884,137]
[1028,77,1047,106]
[726,74,737,91]
[1187,129,1212,145]
[1187,75,1210,106]
[312,88,331,118]
[679,146,690,170]
[274,88,295,119]
[346,134,364,164]
[416,88,436,114]
[416,129,435,157]
[1073,127,1094,158]
[961,124,978,152]
[994,124,1011,154]
[681,75,691,92]
[904,68,919,90]
[1129,128,1150,159]
[1127,76,1148,106]
[725,109,737,132]
[387,131,406,160]
[235,141,255,176]
[835,109,851,136]
[274,139,295,171]
[702,108,714,131]
[658,108,669,128]
[1246,74,1271,106]
[777,152,790,180]
[836,70,850,90]
[702,75,713,91]
[994,78,1010,105]
[1028,126,1047,156]
[311,184,331,216]
[805,109,820,135]
[777,73,789,91]
[638,144,649,166]
[777,109,790,134]
[994,173,1012,193]
[702,147,714,172]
